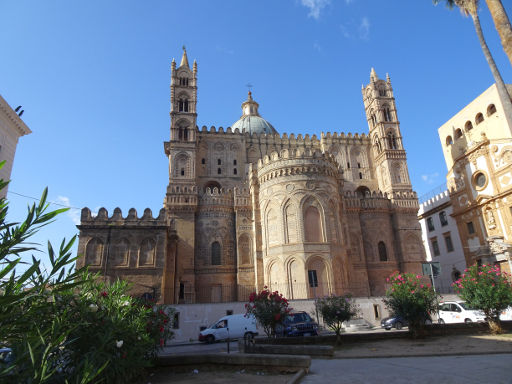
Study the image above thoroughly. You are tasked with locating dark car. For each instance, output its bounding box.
[381,314,432,330]
[278,311,318,337]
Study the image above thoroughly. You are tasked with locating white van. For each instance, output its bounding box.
[438,301,486,324]
[198,314,258,343]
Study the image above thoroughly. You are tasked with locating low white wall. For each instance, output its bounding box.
[166,296,406,344]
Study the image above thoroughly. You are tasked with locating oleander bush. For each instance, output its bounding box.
[245,287,290,337]
[0,174,173,383]
[383,271,440,338]
[452,264,512,334]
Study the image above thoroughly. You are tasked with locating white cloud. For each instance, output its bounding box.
[358,17,370,39]
[55,195,81,225]
[421,172,439,184]
[301,0,331,20]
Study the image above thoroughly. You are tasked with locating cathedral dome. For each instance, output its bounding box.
[231,92,277,135]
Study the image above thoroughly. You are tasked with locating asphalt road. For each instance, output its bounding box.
[302,354,512,384]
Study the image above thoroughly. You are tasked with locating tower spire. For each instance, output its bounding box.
[180,45,189,68]
[370,67,378,82]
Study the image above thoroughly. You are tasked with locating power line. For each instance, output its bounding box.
[7,190,82,210]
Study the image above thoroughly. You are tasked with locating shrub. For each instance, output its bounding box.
[0,179,174,383]
[245,287,290,337]
[383,272,439,338]
[452,264,512,334]
[315,295,358,344]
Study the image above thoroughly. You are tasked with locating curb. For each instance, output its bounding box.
[287,368,306,384]
[332,350,512,359]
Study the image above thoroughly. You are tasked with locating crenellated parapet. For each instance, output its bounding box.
[389,191,420,210]
[343,190,391,211]
[80,207,166,226]
[256,149,342,184]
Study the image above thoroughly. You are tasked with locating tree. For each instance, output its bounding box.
[245,287,290,337]
[383,272,440,338]
[434,0,512,128]
[315,295,358,345]
[452,264,512,334]
[485,0,512,67]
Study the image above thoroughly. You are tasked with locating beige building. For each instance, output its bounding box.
[438,83,512,273]
[77,49,425,303]
[0,95,31,196]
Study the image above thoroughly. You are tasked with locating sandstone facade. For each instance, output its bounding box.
[76,49,425,303]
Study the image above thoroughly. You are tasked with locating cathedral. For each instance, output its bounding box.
[76,48,425,303]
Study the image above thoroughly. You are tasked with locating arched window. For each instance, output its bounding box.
[112,238,130,266]
[178,98,189,112]
[383,106,392,122]
[475,113,484,124]
[465,121,473,131]
[204,180,221,192]
[387,132,398,149]
[487,104,497,116]
[238,234,251,265]
[454,128,463,139]
[378,241,388,261]
[359,172,363,179]
[305,205,322,242]
[446,136,453,145]
[356,186,370,198]
[211,242,221,265]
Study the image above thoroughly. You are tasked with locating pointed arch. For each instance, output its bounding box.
[138,238,156,266]
[284,201,299,244]
[266,207,280,246]
[211,241,221,265]
[378,241,388,261]
[302,196,325,243]
[112,238,130,266]
[86,238,103,266]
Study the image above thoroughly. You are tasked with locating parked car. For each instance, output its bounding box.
[198,314,258,343]
[277,311,318,337]
[437,301,486,324]
[380,314,432,330]
[500,306,512,321]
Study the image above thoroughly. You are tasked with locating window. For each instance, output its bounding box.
[467,221,475,235]
[347,162,350,168]
[179,283,185,300]
[217,159,221,165]
[454,129,463,139]
[359,172,363,179]
[446,136,453,146]
[178,99,189,112]
[379,89,386,96]
[357,162,361,168]
[308,270,318,287]
[201,158,206,164]
[233,159,237,165]
[465,121,473,131]
[475,113,484,124]
[373,304,381,319]
[217,168,221,174]
[233,168,237,175]
[384,107,392,122]
[172,313,180,329]
[387,132,398,149]
[487,104,497,116]
[378,241,388,261]
[427,217,435,232]
[439,211,448,226]
[444,234,454,252]
[431,238,440,256]
[180,168,185,176]
[474,172,486,188]
[211,242,221,265]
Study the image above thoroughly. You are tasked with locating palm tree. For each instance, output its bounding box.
[485,0,512,67]
[434,0,512,127]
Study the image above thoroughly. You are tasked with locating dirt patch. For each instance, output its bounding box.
[144,367,292,384]
[334,332,512,358]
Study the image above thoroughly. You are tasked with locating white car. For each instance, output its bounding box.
[499,306,512,321]
[438,301,486,324]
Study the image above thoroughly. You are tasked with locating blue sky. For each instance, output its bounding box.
[1,0,511,270]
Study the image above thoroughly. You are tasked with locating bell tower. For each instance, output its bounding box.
[162,47,199,304]
[362,68,412,193]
